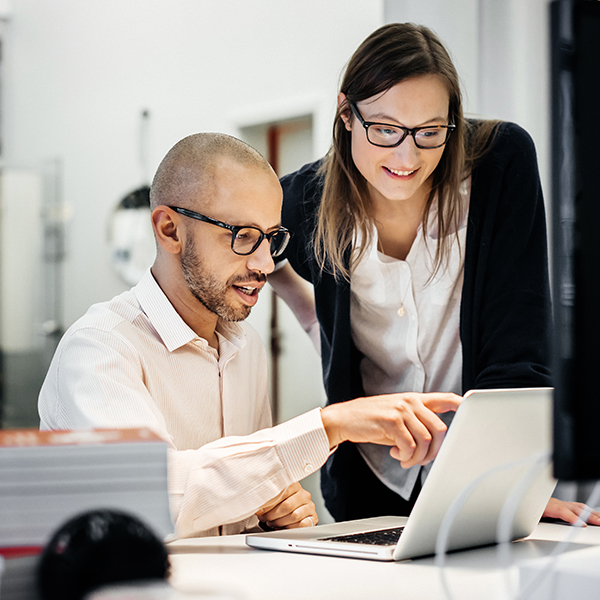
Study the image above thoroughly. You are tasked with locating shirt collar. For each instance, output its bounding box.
[215,321,247,365]
[133,269,246,353]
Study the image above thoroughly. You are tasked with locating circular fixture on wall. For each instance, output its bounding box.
[107,109,155,286]
[107,185,155,286]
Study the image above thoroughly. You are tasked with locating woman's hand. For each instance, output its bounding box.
[256,482,318,530]
[543,497,600,526]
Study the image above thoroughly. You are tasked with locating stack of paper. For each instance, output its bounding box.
[0,428,174,549]
[0,547,41,600]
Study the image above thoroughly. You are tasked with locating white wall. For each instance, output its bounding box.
[2,0,383,328]
[0,168,42,352]
[2,0,560,494]
[384,0,481,113]
[2,0,554,340]
[477,0,551,205]
[384,0,551,199]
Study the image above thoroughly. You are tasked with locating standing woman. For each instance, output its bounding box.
[269,23,596,525]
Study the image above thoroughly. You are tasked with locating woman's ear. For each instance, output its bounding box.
[151,206,182,255]
[338,93,352,131]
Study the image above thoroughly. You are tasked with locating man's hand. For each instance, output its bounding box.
[320,392,462,469]
[543,497,600,526]
[256,482,318,530]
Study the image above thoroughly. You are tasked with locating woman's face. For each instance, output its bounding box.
[340,74,450,209]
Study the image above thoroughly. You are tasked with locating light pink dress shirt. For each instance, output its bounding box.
[38,270,330,538]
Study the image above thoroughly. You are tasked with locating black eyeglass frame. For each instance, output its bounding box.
[349,103,456,149]
[168,206,292,257]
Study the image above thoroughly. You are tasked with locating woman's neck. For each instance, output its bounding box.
[369,183,430,261]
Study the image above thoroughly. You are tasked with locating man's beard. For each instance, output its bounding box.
[180,237,265,322]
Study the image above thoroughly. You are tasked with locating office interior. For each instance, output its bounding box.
[0,0,594,555]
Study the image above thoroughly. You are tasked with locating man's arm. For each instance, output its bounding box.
[167,409,329,536]
[39,327,330,538]
[39,326,463,537]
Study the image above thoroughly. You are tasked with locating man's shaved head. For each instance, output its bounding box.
[150,132,274,211]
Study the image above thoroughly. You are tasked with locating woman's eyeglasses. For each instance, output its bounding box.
[349,103,455,149]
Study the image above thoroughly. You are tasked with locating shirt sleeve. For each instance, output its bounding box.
[169,409,330,537]
[38,326,331,538]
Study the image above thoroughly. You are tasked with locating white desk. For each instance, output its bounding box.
[167,522,600,600]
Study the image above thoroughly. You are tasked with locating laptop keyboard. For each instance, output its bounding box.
[319,526,404,546]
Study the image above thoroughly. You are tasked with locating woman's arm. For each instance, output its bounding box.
[462,122,552,390]
[268,261,321,353]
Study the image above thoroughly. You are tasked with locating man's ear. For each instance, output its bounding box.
[151,206,182,255]
[338,93,352,131]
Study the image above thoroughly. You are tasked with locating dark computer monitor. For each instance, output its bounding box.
[551,0,600,480]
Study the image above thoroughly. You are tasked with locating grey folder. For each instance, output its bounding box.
[246,388,556,561]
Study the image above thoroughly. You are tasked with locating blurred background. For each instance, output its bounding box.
[0,0,553,519]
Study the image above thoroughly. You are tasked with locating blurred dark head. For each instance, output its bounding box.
[38,509,169,600]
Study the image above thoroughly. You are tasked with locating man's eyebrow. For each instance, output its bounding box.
[233,221,283,231]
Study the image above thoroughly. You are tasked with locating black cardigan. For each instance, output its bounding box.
[279,122,553,520]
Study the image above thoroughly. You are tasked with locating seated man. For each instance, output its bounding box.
[38,133,461,539]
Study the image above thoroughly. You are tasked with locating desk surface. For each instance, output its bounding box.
[166,522,600,600]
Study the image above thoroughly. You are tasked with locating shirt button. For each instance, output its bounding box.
[304,463,313,474]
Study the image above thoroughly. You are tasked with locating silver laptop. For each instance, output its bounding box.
[246,388,556,561]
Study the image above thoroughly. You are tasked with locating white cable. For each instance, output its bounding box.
[514,480,600,600]
[497,453,551,552]
[494,452,552,597]
[435,453,547,600]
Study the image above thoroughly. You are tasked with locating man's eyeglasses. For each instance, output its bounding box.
[169,206,292,258]
[349,103,455,149]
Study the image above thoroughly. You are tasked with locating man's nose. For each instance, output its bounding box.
[246,238,275,275]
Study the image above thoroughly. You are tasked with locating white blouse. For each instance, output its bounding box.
[350,185,469,499]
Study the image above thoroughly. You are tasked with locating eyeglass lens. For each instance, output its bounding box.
[233,228,289,257]
[368,124,449,148]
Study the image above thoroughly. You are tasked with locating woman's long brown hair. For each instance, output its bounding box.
[314,23,498,281]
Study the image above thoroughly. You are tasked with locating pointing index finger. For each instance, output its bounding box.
[422,392,463,414]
